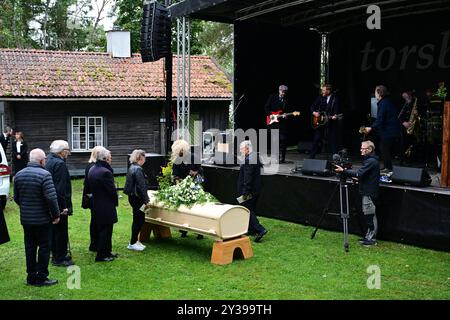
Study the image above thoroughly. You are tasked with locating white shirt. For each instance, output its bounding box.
[326,95,331,104]
[16,141,21,153]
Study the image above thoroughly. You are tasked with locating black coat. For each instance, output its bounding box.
[124,164,150,203]
[45,153,73,215]
[11,140,28,175]
[172,152,202,181]
[81,162,95,209]
[0,134,10,153]
[264,93,289,132]
[87,161,118,225]
[343,154,380,198]
[237,152,263,197]
[0,206,10,245]
[371,97,402,139]
[14,163,60,225]
[310,93,339,115]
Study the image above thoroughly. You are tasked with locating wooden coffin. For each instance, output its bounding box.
[144,190,250,240]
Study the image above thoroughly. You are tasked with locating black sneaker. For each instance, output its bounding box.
[34,279,58,287]
[254,229,268,243]
[95,256,114,262]
[52,259,75,267]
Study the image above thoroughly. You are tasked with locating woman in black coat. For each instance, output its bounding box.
[124,149,150,251]
[82,146,102,252]
[11,131,28,176]
[87,147,118,262]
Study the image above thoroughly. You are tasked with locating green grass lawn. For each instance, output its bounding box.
[0,177,449,300]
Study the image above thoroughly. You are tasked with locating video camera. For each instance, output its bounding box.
[331,149,353,183]
[331,149,353,170]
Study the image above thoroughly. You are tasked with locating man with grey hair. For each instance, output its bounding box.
[45,140,74,267]
[334,140,380,246]
[238,140,268,242]
[14,148,62,286]
[87,147,118,262]
[364,85,402,173]
[265,84,290,163]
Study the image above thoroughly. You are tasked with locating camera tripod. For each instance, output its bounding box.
[311,177,352,252]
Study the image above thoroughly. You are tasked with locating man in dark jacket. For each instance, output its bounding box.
[364,85,402,172]
[310,84,340,158]
[335,140,380,246]
[0,126,13,152]
[87,147,118,262]
[14,148,61,286]
[45,140,74,267]
[265,84,289,163]
[237,140,267,242]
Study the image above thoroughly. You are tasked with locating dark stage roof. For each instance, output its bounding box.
[170,0,450,32]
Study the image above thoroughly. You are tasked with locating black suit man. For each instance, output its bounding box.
[237,140,267,243]
[310,84,340,158]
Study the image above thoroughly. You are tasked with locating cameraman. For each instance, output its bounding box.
[334,140,380,246]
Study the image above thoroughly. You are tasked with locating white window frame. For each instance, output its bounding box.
[70,116,104,152]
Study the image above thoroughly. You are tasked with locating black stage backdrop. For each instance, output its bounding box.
[234,20,321,146]
[329,11,450,154]
[203,166,450,252]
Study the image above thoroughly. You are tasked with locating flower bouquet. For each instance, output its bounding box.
[154,176,217,210]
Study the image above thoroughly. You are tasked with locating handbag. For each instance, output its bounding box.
[81,193,92,209]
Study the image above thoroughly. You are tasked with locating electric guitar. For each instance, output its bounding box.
[311,112,343,129]
[266,111,301,125]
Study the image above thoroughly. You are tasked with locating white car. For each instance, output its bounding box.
[0,143,10,209]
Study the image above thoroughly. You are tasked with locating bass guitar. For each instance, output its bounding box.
[266,111,300,125]
[311,112,343,129]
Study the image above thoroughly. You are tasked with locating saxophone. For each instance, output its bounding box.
[406,97,419,135]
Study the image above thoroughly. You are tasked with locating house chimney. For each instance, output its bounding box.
[106,30,131,58]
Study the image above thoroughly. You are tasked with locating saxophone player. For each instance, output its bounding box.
[399,90,419,161]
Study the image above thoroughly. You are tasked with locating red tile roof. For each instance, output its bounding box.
[0,49,231,100]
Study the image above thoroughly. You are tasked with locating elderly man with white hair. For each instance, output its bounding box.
[45,140,74,267]
[87,146,118,262]
[237,140,268,242]
[14,148,61,286]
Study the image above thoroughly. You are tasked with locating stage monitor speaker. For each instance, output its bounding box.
[140,1,171,62]
[301,159,332,176]
[391,166,432,187]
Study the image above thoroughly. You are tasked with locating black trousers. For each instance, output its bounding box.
[310,125,338,158]
[268,127,287,161]
[51,214,68,262]
[128,195,145,245]
[241,195,265,235]
[96,223,113,259]
[0,207,10,245]
[89,210,97,251]
[23,224,51,282]
[380,136,401,170]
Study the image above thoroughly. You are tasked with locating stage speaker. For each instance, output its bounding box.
[128,153,167,190]
[301,159,332,176]
[391,166,432,187]
[140,1,171,62]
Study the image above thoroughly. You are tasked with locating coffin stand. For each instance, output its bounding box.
[139,191,253,265]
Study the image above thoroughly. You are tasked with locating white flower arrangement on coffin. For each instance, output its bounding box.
[154,176,217,210]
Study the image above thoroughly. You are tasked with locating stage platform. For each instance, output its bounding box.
[202,151,450,252]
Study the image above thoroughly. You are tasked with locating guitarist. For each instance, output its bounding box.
[265,84,289,163]
[310,84,340,158]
